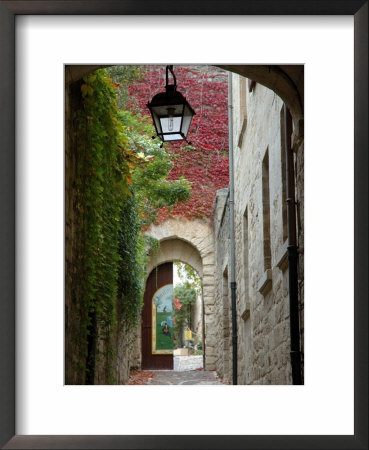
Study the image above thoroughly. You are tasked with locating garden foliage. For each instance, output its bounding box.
[173,262,202,347]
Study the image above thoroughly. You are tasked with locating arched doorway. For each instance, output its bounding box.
[144,217,215,369]
[141,262,174,370]
[141,260,204,371]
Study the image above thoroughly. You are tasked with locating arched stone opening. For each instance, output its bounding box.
[65,64,304,131]
[147,239,204,366]
[144,217,216,370]
[218,65,303,121]
[147,238,203,278]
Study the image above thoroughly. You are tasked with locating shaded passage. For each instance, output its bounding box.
[128,368,224,385]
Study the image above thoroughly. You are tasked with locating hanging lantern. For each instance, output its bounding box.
[147,65,196,142]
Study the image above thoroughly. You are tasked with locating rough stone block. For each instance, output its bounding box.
[205,356,217,365]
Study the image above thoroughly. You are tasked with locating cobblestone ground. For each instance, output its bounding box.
[127,369,225,385]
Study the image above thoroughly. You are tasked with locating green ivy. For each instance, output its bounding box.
[116,193,143,331]
[70,67,192,384]
[118,109,191,226]
[72,70,133,383]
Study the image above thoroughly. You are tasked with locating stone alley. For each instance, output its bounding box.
[128,356,224,385]
[65,65,305,386]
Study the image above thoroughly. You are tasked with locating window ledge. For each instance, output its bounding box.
[241,308,250,321]
[237,117,247,148]
[276,240,289,272]
[258,269,272,296]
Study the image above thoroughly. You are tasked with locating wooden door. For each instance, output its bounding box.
[141,262,173,370]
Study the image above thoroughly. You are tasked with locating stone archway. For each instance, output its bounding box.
[66,64,304,130]
[219,65,303,121]
[218,65,304,145]
[66,64,304,166]
[144,217,216,370]
[147,238,203,278]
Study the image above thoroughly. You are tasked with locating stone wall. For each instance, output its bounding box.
[191,294,203,347]
[65,80,82,384]
[213,188,231,382]
[213,75,304,384]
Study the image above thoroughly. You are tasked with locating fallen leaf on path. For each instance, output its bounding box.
[127,370,156,385]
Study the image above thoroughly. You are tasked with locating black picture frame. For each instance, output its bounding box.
[0,1,367,449]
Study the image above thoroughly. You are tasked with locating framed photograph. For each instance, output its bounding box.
[0,1,367,449]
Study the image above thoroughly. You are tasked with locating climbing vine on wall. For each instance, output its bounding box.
[72,70,142,383]
[117,193,144,332]
[70,67,194,383]
[118,109,191,227]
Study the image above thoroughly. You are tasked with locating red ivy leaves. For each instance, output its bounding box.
[128,65,229,223]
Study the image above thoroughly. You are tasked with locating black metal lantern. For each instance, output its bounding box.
[147,65,196,142]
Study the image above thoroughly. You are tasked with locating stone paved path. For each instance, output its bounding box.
[173,355,203,371]
[128,369,225,385]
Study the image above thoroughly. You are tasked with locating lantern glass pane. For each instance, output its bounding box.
[160,116,182,134]
[180,104,195,137]
[162,133,184,141]
[152,113,162,135]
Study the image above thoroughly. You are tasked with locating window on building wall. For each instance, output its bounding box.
[237,77,247,148]
[280,106,288,243]
[242,207,250,318]
[262,149,272,272]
